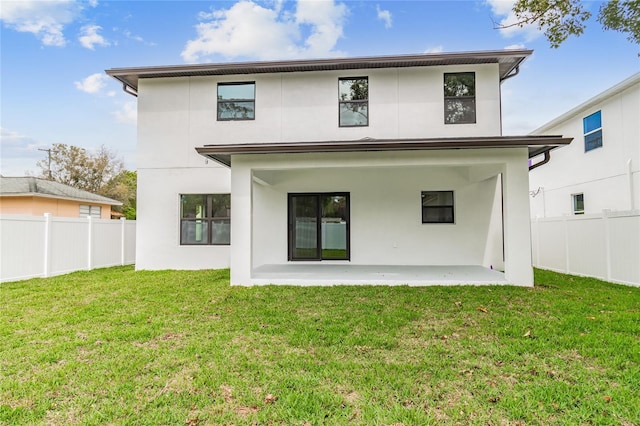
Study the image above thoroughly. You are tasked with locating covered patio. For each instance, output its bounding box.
[251,264,507,286]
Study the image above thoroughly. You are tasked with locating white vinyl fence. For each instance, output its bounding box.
[531,211,640,286]
[1,214,136,283]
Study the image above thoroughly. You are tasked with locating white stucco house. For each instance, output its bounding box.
[529,72,639,217]
[107,50,570,286]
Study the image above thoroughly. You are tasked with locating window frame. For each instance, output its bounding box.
[217,82,256,121]
[444,72,476,125]
[288,192,351,261]
[572,193,585,215]
[338,77,369,127]
[583,110,602,152]
[179,194,231,245]
[421,191,455,224]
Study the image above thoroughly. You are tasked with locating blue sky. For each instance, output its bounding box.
[1,0,638,176]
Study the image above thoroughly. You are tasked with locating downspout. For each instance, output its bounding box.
[628,158,635,210]
[529,150,551,171]
[122,83,138,97]
[500,65,520,82]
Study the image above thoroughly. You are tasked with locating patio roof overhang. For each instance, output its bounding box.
[194,135,573,168]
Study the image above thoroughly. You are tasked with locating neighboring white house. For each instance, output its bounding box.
[529,73,640,217]
[107,50,570,286]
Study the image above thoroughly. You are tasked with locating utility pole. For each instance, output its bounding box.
[38,148,52,179]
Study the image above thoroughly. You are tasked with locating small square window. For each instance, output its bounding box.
[339,77,368,127]
[572,193,584,215]
[217,82,255,120]
[422,191,454,223]
[444,73,476,124]
[583,111,602,152]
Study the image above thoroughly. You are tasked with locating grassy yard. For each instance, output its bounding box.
[1,268,638,425]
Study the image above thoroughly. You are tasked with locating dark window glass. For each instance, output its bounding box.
[289,193,350,260]
[573,193,584,215]
[583,111,603,152]
[339,78,368,126]
[422,191,455,223]
[444,73,476,124]
[180,194,230,245]
[217,83,255,120]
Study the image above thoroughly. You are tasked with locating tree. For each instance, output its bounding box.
[37,143,136,218]
[101,170,137,220]
[37,143,124,194]
[497,0,639,48]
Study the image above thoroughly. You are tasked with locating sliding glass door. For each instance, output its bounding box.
[288,193,350,261]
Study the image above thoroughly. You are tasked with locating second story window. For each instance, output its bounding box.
[339,77,368,127]
[444,72,476,124]
[583,110,602,152]
[217,82,255,121]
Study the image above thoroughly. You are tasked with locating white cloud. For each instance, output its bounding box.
[376,5,392,29]
[181,0,347,63]
[0,128,46,176]
[78,24,109,49]
[424,45,444,54]
[0,0,82,47]
[486,0,543,41]
[112,101,137,125]
[504,43,526,50]
[74,73,110,94]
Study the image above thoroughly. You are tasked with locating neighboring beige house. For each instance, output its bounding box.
[0,177,122,219]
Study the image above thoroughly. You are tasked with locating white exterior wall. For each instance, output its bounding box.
[230,148,533,286]
[529,78,640,217]
[136,64,503,271]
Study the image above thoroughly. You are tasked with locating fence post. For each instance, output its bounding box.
[603,210,612,282]
[563,217,570,274]
[87,216,93,271]
[43,213,52,278]
[120,217,126,266]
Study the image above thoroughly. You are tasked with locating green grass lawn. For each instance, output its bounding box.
[1,267,638,425]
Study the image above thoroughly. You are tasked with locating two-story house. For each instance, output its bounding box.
[107,50,570,286]
[529,72,640,218]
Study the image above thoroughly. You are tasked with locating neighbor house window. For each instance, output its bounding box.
[339,77,368,127]
[444,72,476,124]
[80,205,101,218]
[217,82,255,120]
[421,191,454,223]
[180,194,230,245]
[572,193,584,215]
[583,110,602,152]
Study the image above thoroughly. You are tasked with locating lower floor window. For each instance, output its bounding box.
[180,194,230,245]
[288,193,350,260]
[421,191,454,223]
[572,193,584,215]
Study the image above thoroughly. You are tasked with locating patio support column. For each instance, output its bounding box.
[230,158,253,285]
[502,151,534,286]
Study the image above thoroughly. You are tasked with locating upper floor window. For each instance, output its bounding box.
[80,205,101,218]
[444,72,476,124]
[180,194,230,245]
[339,77,368,127]
[583,110,602,152]
[217,82,255,121]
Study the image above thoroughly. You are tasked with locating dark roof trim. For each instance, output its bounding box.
[106,49,532,93]
[195,135,572,168]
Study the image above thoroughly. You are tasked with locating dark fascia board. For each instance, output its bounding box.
[194,135,572,167]
[106,49,532,92]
